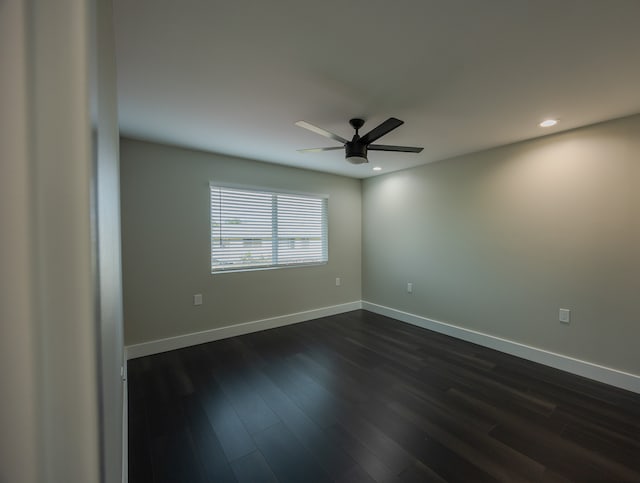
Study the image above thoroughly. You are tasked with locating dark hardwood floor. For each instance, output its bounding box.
[128,310,640,482]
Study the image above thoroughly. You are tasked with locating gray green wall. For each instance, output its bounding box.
[121,115,639,377]
[362,114,640,375]
[120,138,362,345]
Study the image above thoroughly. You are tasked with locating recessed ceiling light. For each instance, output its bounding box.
[539,119,558,127]
[373,166,382,171]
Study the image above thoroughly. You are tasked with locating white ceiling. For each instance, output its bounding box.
[113,0,640,179]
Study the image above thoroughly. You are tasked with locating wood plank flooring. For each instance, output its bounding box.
[127,310,640,482]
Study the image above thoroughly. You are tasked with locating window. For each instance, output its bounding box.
[210,184,328,273]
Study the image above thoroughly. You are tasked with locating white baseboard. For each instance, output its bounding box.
[123,299,640,394]
[362,301,640,394]
[125,301,363,360]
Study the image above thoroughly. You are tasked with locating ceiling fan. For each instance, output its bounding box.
[296,117,424,164]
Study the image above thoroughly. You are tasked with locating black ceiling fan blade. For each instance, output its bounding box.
[295,121,348,144]
[368,144,424,153]
[359,117,404,145]
[297,147,344,153]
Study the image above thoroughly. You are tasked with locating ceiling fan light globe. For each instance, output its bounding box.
[347,156,368,165]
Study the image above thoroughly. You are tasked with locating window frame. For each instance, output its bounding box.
[209,182,329,274]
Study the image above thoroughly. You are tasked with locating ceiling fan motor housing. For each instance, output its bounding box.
[345,141,368,164]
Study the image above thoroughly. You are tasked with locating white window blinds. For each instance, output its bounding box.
[210,185,328,272]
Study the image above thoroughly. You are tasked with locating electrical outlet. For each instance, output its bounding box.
[336,277,341,286]
[407,282,413,293]
[193,293,203,306]
[559,308,570,324]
